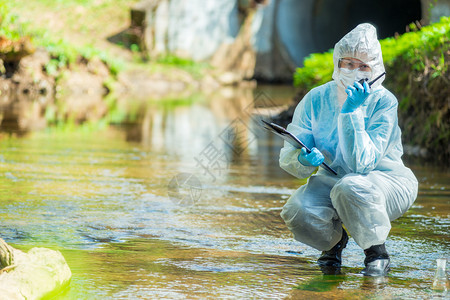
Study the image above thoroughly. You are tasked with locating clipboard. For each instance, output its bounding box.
[261,120,337,175]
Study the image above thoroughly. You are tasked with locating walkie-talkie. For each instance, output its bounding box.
[358,72,386,87]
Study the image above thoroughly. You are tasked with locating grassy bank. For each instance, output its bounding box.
[0,1,210,134]
[1,1,125,75]
[2,0,208,79]
[293,17,450,162]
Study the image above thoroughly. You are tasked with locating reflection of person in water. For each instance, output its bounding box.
[279,23,418,276]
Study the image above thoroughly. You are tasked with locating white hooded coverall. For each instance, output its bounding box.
[280,23,418,251]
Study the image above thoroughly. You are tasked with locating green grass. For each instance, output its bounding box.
[0,3,22,41]
[2,0,209,78]
[0,1,126,76]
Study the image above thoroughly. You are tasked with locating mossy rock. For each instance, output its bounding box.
[0,238,71,300]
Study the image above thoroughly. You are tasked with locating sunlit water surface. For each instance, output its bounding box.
[0,86,449,299]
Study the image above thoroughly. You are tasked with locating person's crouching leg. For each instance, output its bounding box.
[281,176,343,254]
[330,173,392,276]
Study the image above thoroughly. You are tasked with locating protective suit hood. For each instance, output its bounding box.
[332,23,385,90]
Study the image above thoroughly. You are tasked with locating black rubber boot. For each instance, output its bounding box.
[317,228,348,268]
[361,243,390,277]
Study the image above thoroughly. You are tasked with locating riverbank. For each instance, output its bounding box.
[0,44,256,134]
[0,1,257,135]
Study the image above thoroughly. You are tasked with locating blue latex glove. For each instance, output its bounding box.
[341,80,371,113]
[298,147,324,167]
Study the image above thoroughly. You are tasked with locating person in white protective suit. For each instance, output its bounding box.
[279,23,418,276]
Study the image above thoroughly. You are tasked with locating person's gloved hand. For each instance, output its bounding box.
[341,80,370,113]
[298,147,324,167]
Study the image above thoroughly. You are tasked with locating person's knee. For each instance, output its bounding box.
[331,176,354,198]
[280,202,295,224]
[331,174,381,207]
[330,175,359,206]
[281,198,316,230]
[281,198,303,223]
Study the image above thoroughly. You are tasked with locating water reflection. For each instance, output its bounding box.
[0,85,448,299]
[115,86,291,166]
[0,91,50,135]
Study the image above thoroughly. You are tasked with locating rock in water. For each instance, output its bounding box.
[0,239,71,299]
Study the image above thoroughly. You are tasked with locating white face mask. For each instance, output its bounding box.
[338,68,372,89]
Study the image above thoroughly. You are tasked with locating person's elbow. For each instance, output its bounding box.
[279,147,316,179]
[278,147,294,171]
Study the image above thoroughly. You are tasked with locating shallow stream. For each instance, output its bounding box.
[0,85,448,299]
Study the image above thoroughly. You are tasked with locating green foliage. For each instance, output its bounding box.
[157,54,198,67]
[0,2,24,41]
[293,50,334,89]
[383,17,450,161]
[156,54,210,78]
[381,16,450,68]
[130,43,140,53]
[32,30,125,76]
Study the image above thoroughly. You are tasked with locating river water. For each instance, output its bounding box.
[0,85,448,299]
